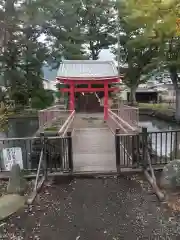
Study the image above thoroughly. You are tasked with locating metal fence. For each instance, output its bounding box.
[0,134,73,173]
[146,129,180,164]
[45,135,73,172]
[115,128,180,169]
[108,107,139,134]
[111,105,139,128]
[38,105,73,129]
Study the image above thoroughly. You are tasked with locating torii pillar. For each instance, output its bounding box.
[69,82,75,111]
[104,81,108,120]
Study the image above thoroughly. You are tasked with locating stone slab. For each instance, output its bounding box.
[73,128,117,172]
[73,153,116,172]
[0,194,25,221]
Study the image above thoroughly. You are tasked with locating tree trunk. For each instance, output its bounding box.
[89,41,96,60]
[129,86,137,105]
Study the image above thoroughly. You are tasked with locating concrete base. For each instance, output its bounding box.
[0,194,25,221]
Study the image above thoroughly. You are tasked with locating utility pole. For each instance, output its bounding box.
[116,3,121,77]
[117,27,120,77]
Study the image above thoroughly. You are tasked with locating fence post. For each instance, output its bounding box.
[44,136,48,179]
[40,132,48,179]
[142,127,148,169]
[131,134,136,166]
[115,128,120,173]
[67,131,73,172]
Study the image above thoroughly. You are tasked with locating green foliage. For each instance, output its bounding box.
[113,0,160,104]
[114,0,180,116]
[0,0,49,105]
[0,88,6,102]
[41,0,116,64]
[119,0,180,87]
[45,126,58,131]
[55,91,61,98]
[138,103,169,111]
[80,0,116,60]
[10,90,29,106]
[0,0,117,107]
[31,89,54,109]
[41,0,88,65]
[56,83,68,89]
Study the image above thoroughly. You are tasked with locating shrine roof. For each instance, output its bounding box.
[57,60,118,80]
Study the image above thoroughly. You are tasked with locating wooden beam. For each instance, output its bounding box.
[57,78,120,84]
[60,87,120,93]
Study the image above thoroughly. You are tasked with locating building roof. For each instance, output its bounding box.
[126,87,160,93]
[57,60,118,80]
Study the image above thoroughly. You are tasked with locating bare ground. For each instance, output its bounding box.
[1,176,180,239]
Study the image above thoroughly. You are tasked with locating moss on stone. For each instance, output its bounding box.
[45,126,58,131]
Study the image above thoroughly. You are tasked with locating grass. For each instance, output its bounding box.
[138,103,174,111]
[44,126,58,131]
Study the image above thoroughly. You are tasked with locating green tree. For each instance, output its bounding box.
[40,0,87,67]
[81,0,116,60]
[41,0,116,64]
[113,0,159,104]
[20,1,48,97]
[31,89,54,109]
[0,0,49,106]
[121,0,180,117]
[0,0,23,93]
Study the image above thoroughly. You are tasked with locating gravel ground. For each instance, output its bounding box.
[0,180,7,197]
[0,179,34,198]
[1,175,180,239]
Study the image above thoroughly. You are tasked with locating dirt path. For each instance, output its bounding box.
[1,176,180,239]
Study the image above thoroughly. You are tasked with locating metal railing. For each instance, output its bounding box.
[146,129,180,165]
[0,134,73,173]
[115,128,180,169]
[58,110,75,137]
[46,134,73,171]
[111,105,139,128]
[38,105,74,129]
[108,107,139,134]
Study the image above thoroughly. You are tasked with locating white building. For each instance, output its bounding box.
[43,78,57,91]
[159,84,176,102]
[42,65,58,91]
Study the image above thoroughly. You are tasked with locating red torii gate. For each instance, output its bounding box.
[56,60,121,120]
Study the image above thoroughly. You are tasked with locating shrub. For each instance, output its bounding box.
[31,89,54,109]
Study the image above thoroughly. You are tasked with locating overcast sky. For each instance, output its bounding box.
[99,49,115,62]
